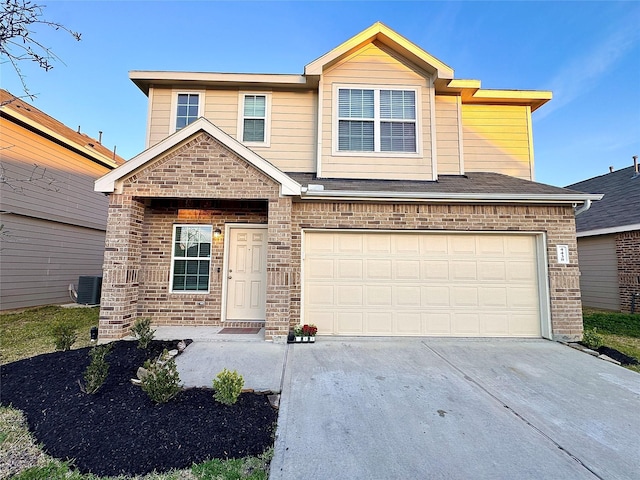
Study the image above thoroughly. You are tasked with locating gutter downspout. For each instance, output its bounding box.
[575,199,592,216]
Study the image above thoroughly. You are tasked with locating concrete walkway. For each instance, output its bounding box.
[270,338,640,480]
[154,326,287,392]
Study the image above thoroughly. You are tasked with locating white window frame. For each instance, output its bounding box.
[170,90,205,133]
[169,224,212,294]
[332,84,421,158]
[237,92,271,147]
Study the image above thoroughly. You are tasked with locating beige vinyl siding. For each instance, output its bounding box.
[147,88,317,172]
[0,213,106,310]
[435,95,461,175]
[251,90,316,172]
[321,41,433,180]
[577,235,620,311]
[0,120,111,230]
[148,88,173,147]
[461,104,532,180]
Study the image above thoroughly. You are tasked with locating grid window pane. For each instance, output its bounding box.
[244,95,266,117]
[243,119,265,142]
[172,226,211,292]
[176,94,199,130]
[338,120,374,151]
[381,122,416,152]
[338,89,374,118]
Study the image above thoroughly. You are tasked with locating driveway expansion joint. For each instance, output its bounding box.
[421,341,604,480]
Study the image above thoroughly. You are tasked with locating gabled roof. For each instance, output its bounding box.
[94,117,301,196]
[0,89,124,168]
[566,165,640,235]
[290,172,602,204]
[304,21,454,79]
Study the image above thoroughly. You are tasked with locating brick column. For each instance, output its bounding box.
[98,194,144,340]
[265,196,292,341]
[617,230,640,313]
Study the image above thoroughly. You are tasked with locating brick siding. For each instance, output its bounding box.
[99,131,584,342]
[616,230,640,313]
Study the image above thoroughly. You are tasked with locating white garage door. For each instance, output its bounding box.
[303,231,541,337]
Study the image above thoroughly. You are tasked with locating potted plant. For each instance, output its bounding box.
[307,324,317,342]
[293,325,303,343]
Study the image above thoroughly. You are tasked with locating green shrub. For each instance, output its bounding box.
[130,317,155,349]
[50,322,77,351]
[582,327,604,350]
[212,368,244,406]
[141,351,181,404]
[79,344,112,394]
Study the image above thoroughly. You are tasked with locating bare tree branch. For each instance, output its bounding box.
[0,0,81,99]
[0,162,59,193]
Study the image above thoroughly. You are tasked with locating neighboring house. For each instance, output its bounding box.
[0,90,124,311]
[566,160,640,312]
[95,23,600,342]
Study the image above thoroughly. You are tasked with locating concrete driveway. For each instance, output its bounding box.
[270,338,640,479]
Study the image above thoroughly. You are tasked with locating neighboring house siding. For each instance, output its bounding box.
[0,214,106,310]
[148,89,317,173]
[617,230,640,313]
[0,119,112,310]
[320,41,433,180]
[435,95,461,175]
[1,121,111,229]
[462,104,533,180]
[577,235,620,311]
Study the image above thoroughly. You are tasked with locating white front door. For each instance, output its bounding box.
[226,226,268,321]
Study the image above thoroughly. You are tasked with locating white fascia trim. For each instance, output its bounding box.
[130,71,308,85]
[299,190,604,204]
[94,117,301,196]
[576,223,640,238]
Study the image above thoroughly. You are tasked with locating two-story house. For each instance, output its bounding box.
[95,23,599,342]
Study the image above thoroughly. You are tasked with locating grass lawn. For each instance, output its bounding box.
[583,309,640,373]
[0,306,273,480]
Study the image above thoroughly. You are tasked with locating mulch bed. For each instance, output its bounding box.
[596,345,640,365]
[0,340,278,477]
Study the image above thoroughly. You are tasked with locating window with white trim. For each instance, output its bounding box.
[171,225,211,292]
[175,93,200,130]
[241,94,268,143]
[337,87,417,153]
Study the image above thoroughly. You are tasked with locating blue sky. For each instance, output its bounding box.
[3,1,639,187]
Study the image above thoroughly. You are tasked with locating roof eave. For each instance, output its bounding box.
[299,190,603,204]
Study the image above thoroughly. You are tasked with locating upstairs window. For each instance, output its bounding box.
[175,93,200,130]
[239,93,271,145]
[337,87,417,154]
[171,225,211,292]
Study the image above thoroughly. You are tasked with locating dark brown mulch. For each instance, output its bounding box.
[0,340,277,477]
[597,346,640,365]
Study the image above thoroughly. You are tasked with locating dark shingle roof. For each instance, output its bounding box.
[566,166,640,232]
[288,171,589,197]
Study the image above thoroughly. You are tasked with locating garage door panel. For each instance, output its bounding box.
[336,312,363,334]
[337,259,363,279]
[366,285,393,306]
[397,286,421,306]
[397,312,422,333]
[337,285,363,306]
[396,260,420,279]
[306,258,334,279]
[482,313,510,335]
[366,312,394,333]
[453,313,481,335]
[304,232,541,337]
[366,259,392,279]
[452,286,479,307]
[424,286,450,306]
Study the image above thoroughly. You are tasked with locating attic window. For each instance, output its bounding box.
[337,87,417,154]
[176,93,200,130]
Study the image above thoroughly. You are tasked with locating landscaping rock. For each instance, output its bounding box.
[136,367,149,380]
[598,354,622,365]
[267,394,280,409]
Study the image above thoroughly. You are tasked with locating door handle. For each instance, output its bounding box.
[228,275,232,280]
